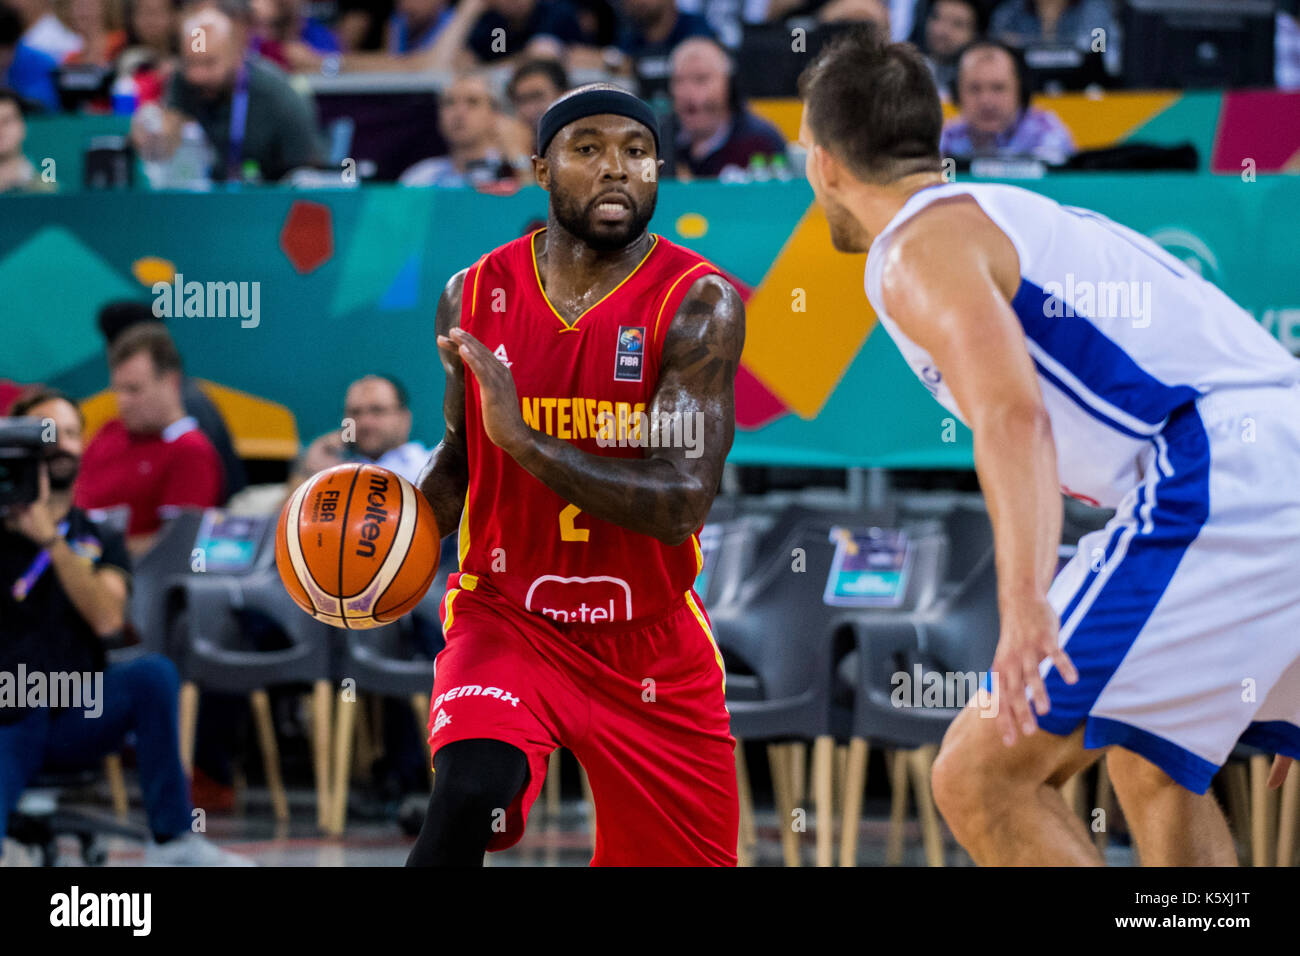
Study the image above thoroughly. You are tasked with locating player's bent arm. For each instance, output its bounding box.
[418,269,471,540]
[880,203,1061,606]
[455,274,745,546]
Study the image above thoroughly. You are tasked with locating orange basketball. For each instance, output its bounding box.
[275,463,440,629]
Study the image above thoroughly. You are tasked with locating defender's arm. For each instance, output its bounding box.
[881,199,1075,745]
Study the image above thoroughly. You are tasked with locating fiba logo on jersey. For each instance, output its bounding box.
[615,326,645,381]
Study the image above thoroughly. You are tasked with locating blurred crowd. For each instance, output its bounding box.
[1,0,1299,191]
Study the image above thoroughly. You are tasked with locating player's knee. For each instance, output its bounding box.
[429,739,528,822]
[1106,746,1177,805]
[931,738,985,827]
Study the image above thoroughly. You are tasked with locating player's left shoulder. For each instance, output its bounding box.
[882,196,1019,308]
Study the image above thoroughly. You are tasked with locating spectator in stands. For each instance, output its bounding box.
[617,0,714,100]
[0,89,55,190]
[57,0,126,66]
[507,55,566,131]
[399,71,527,188]
[96,301,247,503]
[988,0,1117,72]
[129,0,325,183]
[940,38,1073,165]
[248,0,340,70]
[816,0,889,32]
[670,36,785,179]
[333,0,393,52]
[920,0,980,99]
[75,323,224,555]
[384,0,451,52]
[1280,2,1300,90]
[5,0,83,61]
[117,0,179,103]
[674,0,764,50]
[0,388,250,867]
[292,374,431,485]
[463,0,587,64]
[1,3,59,109]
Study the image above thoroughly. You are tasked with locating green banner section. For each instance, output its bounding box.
[2,175,1298,468]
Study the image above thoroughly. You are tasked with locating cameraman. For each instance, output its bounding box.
[0,388,249,865]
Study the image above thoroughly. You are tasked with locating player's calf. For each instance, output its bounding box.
[405,738,529,867]
[1105,747,1237,866]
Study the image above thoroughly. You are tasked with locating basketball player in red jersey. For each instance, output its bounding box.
[406,84,746,866]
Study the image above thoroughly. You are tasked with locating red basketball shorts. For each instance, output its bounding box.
[425,572,738,866]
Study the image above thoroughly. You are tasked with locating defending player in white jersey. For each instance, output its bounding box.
[797,27,1300,865]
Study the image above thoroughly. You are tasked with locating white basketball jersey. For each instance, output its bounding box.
[864,182,1300,508]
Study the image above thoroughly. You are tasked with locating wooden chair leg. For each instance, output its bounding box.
[310,681,333,831]
[768,743,801,867]
[886,749,909,866]
[411,694,434,791]
[1093,760,1112,854]
[249,690,289,823]
[839,736,869,867]
[790,741,807,808]
[1277,758,1299,867]
[833,744,847,818]
[1250,754,1276,867]
[909,745,945,867]
[1223,761,1252,863]
[330,689,357,835]
[812,735,835,867]
[545,749,562,816]
[178,681,199,775]
[735,740,756,867]
[104,754,129,821]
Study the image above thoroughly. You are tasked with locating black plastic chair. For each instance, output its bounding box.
[712,504,943,866]
[8,768,149,866]
[176,569,334,828]
[128,508,207,657]
[326,543,456,835]
[838,504,999,866]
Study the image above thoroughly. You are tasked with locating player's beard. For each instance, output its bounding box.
[823,193,872,253]
[552,187,657,253]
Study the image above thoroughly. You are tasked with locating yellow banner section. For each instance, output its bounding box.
[752,92,1180,154]
[740,204,875,420]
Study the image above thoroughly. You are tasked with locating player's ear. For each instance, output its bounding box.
[532,154,549,191]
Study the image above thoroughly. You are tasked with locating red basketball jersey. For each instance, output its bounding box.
[455,228,726,627]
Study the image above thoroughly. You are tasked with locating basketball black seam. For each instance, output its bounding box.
[337,466,363,630]
[375,487,415,621]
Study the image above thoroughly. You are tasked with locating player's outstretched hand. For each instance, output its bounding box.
[991,592,1078,748]
[442,327,528,455]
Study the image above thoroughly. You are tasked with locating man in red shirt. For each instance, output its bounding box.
[75,323,224,555]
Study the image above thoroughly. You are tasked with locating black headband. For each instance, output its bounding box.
[536,88,660,158]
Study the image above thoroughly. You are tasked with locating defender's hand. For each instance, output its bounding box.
[443,328,529,457]
[990,591,1077,748]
